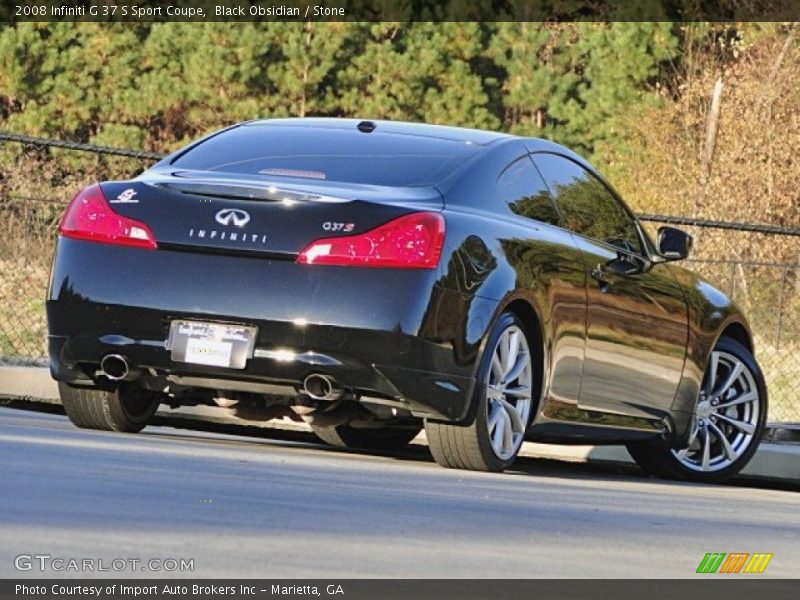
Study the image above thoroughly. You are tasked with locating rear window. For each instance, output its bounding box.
[171,125,480,187]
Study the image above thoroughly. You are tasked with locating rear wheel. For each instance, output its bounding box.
[311,423,421,452]
[627,337,767,484]
[425,312,535,472]
[59,382,160,433]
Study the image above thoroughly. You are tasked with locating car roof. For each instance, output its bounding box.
[523,137,591,164]
[245,118,514,147]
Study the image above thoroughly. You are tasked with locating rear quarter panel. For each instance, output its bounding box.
[433,141,588,418]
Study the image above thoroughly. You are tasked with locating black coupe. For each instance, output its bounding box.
[47,118,767,482]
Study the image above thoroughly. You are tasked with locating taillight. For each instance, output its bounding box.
[59,184,157,250]
[297,212,445,269]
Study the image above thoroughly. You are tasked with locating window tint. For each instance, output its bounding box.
[497,156,560,226]
[171,124,480,187]
[534,153,642,254]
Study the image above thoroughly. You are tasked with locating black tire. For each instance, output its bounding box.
[425,312,536,472]
[59,382,160,433]
[311,423,421,452]
[627,337,768,484]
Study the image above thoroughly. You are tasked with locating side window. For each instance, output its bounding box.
[533,153,642,254]
[497,156,560,226]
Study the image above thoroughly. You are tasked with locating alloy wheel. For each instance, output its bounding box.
[485,325,533,460]
[672,350,760,472]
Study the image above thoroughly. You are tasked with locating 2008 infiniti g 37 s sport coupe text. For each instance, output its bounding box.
[47,118,768,483]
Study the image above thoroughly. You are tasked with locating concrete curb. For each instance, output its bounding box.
[0,365,59,403]
[2,365,797,485]
[518,441,800,483]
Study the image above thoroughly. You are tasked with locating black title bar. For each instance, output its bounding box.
[3,580,799,600]
[3,0,800,22]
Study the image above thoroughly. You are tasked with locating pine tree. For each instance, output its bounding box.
[548,23,679,157]
[263,22,354,118]
[336,23,498,129]
[487,22,577,137]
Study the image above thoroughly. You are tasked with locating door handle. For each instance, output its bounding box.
[590,264,611,282]
[590,264,614,292]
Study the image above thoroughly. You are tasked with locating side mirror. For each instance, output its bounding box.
[657,226,693,261]
[605,252,648,276]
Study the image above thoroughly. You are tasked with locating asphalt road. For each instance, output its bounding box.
[1,406,799,579]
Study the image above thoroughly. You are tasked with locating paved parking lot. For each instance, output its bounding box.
[1,407,798,578]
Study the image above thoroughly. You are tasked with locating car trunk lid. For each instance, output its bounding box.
[99,171,443,257]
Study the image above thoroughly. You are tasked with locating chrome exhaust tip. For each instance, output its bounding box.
[302,373,342,401]
[100,354,138,381]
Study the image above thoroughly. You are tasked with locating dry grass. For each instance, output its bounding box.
[756,338,800,423]
[0,259,48,358]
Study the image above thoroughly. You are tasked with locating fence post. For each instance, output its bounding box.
[775,268,787,351]
[697,77,724,213]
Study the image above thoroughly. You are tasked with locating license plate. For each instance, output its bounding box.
[167,321,256,369]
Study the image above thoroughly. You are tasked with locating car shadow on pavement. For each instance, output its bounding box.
[150,411,800,492]
[6,400,798,493]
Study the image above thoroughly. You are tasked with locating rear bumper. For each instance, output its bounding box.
[47,238,484,421]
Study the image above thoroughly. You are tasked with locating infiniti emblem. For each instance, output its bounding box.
[215,208,250,227]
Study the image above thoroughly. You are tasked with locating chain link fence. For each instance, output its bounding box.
[1,133,798,423]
